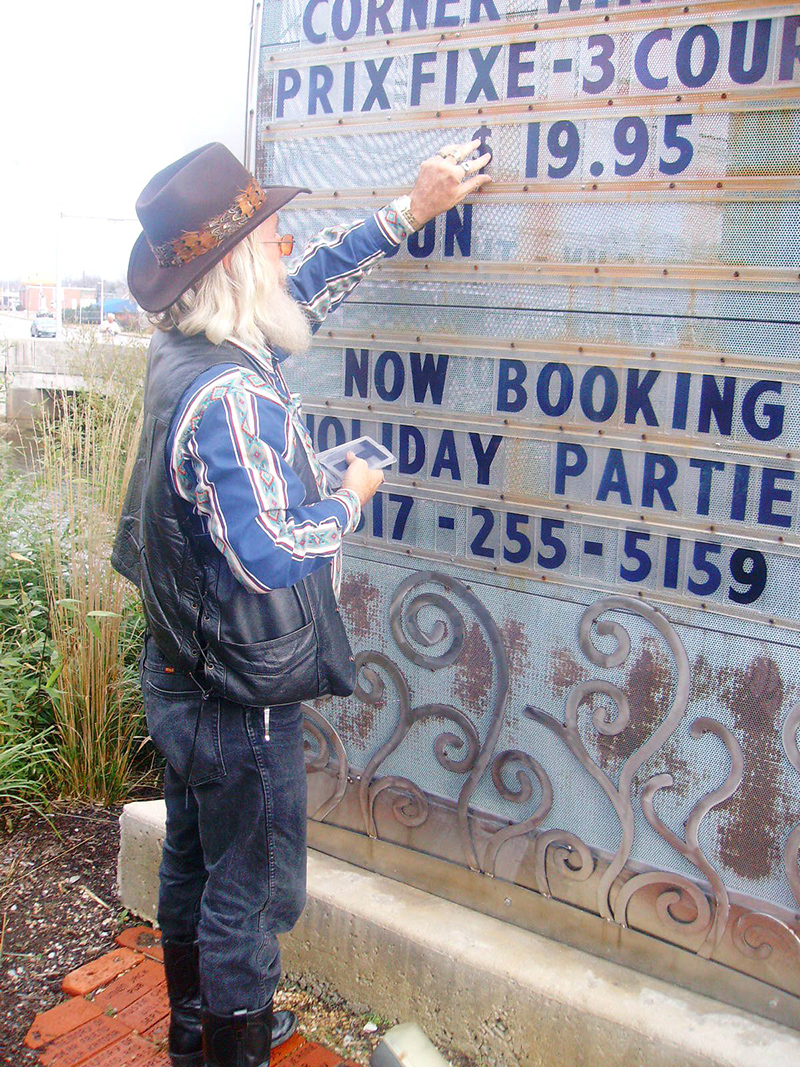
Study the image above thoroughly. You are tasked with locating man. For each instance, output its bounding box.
[113,139,490,1067]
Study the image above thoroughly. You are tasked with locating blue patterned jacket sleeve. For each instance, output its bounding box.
[287,202,413,329]
[170,367,361,592]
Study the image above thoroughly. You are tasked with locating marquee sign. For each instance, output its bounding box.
[253,0,800,1024]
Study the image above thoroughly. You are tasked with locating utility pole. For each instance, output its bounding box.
[55,215,63,340]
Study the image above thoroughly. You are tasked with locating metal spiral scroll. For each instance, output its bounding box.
[781,701,800,908]
[301,703,350,821]
[614,719,743,957]
[354,572,509,869]
[527,596,691,921]
[483,751,554,876]
[732,912,800,970]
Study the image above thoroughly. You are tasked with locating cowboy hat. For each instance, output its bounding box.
[128,143,309,313]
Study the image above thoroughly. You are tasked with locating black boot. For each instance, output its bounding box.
[161,939,203,1067]
[202,1002,298,1067]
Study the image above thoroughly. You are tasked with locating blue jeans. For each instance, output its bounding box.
[140,636,307,1015]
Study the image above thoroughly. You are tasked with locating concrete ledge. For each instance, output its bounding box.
[118,800,800,1067]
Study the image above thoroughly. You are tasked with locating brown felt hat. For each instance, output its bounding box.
[128,143,309,313]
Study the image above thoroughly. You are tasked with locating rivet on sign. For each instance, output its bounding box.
[683,5,689,11]
[565,503,571,510]
[534,22,539,28]
[717,182,723,188]
[500,493,505,500]
[721,92,727,99]
[733,270,740,277]
[720,357,726,363]
[787,452,793,459]
[342,45,347,51]
[592,183,598,190]
[367,404,373,411]
[594,267,600,273]
[338,119,343,125]
[478,108,483,114]
[542,574,547,580]
[523,185,530,192]
[510,341,516,348]
[333,190,339,196]
[325,400,330,406]
[709,525,715,531]
[650,351,657,358]
[528,104,533,111]
[640,515,645,522]
[327,331,333,337]
[604,13,609,20]
[676,95,682,102]
[779,536,784,542]
[769,619,776,625]
[371,333,376,339]
[558,425,564,431]
[669,182,676,189]
[436,111,441,118]
[701,602,706,609]
[641,434,647,440]
[638,590,644,597]
[416,336,422,342]
[578,346,584,352]
[598,428,603,435]
[663,269,668,275]
[503,418,509,425]
[607,99,613,106]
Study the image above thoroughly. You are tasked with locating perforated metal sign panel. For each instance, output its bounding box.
[254,0,800,1023]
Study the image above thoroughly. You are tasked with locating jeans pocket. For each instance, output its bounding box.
[143,676,226,785]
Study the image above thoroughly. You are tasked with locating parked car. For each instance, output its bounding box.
[31,313,56,337]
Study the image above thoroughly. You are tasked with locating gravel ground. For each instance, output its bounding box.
[0,802,475,1067]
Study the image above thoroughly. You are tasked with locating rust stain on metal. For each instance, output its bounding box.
[549,647,586,697]
[590,638,690,790]
[499,619,530,678]
[453,622,493,714]
[338,572,380,639]
[690,653,717,701]
[717,656,795,881]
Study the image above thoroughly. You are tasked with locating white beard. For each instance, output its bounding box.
[259,261,312,357]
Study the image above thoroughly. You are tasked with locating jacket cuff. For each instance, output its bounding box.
[333,487,362,533]
[375,199,417,245]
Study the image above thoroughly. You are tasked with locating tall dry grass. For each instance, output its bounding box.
[37,343,147,802]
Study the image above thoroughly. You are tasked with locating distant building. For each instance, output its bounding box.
[18,281,95,315]
[0,287,20,311]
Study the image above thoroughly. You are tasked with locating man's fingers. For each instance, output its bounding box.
[460,152,492,177]
[435,138,481,164]
[458,174,493,198]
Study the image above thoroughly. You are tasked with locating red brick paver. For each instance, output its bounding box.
[91,957,165,1014]
[24,997,104,1049]
[26,933,360,1067]
[38,1014,132,1067]
[61,947,144,996]
[115,926,164,962]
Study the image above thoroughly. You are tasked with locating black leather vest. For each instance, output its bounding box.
[112,328,354,706]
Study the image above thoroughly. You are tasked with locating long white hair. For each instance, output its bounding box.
[152,231,312,355]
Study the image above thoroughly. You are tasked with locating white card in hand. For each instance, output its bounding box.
[317,436,396,489]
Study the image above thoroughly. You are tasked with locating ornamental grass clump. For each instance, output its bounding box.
[37,343,147,803]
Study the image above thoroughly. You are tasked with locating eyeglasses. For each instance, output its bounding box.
[260,235,294,256]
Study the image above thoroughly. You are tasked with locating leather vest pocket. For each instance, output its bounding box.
[211,621,320,707]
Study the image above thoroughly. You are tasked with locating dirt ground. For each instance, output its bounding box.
[0,802,474,1067]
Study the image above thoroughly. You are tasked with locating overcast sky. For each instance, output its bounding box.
[0,0,254,285]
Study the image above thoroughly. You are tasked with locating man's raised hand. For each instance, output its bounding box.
[408,139,492,227]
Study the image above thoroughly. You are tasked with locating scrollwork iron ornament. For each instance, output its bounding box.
[732,911,800,967]
[781,701,800,908]
[483,751,553,876]
[533,831,595,898]
[352,572,508,869]
[616,718,744,957]
[527,596,690,921]
[302,703,350,822]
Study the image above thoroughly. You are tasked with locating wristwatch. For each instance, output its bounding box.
[394,194,424,233]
